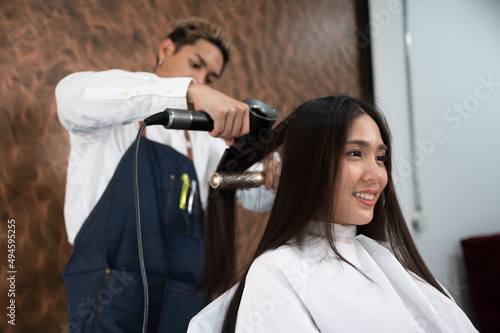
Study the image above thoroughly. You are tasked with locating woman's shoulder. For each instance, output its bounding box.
[247,245,306,280]
[253,244,306,265]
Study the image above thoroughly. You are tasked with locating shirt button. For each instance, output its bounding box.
[169,101,176,108]
[165,88,173,95]
[121,91,128,97]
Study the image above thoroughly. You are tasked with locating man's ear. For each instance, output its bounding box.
[157,38,176,63]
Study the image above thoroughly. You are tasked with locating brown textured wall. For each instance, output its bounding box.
[0,0,362,331]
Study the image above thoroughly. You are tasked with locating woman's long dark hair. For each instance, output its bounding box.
[199,95,448,332]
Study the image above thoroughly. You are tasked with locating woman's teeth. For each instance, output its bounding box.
[355,193,374,200]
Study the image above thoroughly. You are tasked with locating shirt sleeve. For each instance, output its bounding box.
[235,253,319,332]
[56,69,194,135]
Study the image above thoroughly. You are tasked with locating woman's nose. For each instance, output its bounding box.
[362,159,384,182]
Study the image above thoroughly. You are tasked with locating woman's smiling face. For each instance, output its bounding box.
[333,114,388,226]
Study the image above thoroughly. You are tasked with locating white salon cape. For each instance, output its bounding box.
[188,223,477,332]
[56,70,273,245]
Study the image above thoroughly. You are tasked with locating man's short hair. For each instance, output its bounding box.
[168,18,233,69]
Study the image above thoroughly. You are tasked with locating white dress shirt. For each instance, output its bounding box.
[188,223,478,333]
[56,70,272,245]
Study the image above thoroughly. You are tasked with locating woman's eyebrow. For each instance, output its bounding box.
[346,140,388,151]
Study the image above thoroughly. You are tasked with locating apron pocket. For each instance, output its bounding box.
[163,174,201,238]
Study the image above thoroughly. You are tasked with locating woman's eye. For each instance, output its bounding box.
[190,61,201,69]
[377,155,388,163]
[348,150,361,157]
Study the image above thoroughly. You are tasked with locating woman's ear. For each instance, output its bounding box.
[157,38,176,64]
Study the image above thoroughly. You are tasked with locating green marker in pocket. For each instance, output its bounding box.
[179,173,190,210]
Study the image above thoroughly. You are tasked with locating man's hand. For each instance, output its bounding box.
[187,84,249,142]
[262,152,281,190]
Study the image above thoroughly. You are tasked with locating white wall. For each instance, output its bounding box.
[369,0,500,324]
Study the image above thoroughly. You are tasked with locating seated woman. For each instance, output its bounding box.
[189,95,477,332]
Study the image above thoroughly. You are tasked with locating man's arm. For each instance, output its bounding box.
[56,69,249,140]
[187,84,249,143]
[56,69,193,134]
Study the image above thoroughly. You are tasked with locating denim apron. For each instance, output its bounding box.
[63,138,206,332]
